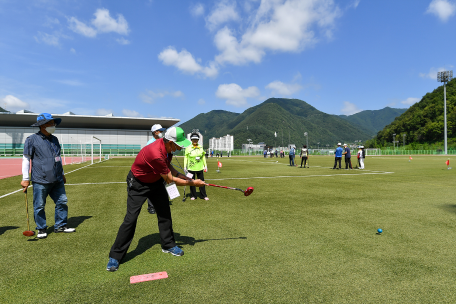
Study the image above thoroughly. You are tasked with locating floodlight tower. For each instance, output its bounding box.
[437,70,453,155]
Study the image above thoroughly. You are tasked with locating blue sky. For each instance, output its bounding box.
[0,0,455,124]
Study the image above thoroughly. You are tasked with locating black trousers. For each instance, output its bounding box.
[147,198,154,210]
[188,170,207,198]
[333,157,342,169]
[109,171,175,262]
[345,157,353,169]
[301,157,307,167]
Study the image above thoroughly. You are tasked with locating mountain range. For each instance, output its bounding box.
[179,98,405,149]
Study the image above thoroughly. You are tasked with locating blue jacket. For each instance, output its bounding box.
[335,146,343,158]
[23,132,64,184]
[289,148,295,155]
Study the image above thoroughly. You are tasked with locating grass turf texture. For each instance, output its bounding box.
[1,156,455,303]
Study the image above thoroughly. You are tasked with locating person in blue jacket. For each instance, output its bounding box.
[289,146,296,166]
[342,143,353,169]
[21,113,76,239]
[332,143,343,169]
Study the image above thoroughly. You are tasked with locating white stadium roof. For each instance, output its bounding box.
[0,112,180,130]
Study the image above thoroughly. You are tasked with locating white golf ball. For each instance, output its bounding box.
[276,161,278,163]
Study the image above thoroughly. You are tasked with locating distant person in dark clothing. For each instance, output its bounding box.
[300,145,308,168]
[275,150,278,158]
[342,143,352,169]
[333,143,343,169]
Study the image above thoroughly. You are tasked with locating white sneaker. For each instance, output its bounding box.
[37,229,47,239]
[54,226,76,233]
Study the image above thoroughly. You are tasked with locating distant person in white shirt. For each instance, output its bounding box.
[358,146,365,169]
[300,145,308,168]
[146,124,167,214]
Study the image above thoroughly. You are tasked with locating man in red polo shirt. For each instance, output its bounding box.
[107,127,205,272]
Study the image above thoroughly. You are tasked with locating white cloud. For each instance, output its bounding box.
[205,0,240,31]
[122,109,143,117]
[190,3,205,17]
[341,101,362,115]
[116,37,130,45]
[96,108,113,116]
[158,47,218,77]
[426,0,456,22]
[266,81,302,96]
[419,66,451,79]
[214,0,341,66]
[92,8,129,35]
[401,97,420,105]
[139,89,184,104]
[160,0,341,77]
[54,79,84,86]
[350,0,361,9]
[0,95,30,111]
[34,32,60,46]
[215,83,260,107]
[68,8,129,38]
[44,17,60,28]
[68,17,97,37]
[70,48,76,54]
[197,98,206,105]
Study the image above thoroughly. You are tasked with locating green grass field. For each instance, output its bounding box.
[1,155,456,303]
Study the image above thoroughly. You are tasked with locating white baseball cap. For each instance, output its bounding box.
[343,143,347,146]
[151,124,166,132]
[337,143,341,146]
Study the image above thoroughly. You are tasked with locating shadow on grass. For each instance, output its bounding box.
[44,216,93,237]
[440,204,456,214]
[0,226,19,236]
[122,232,247,264]
[68,216,92,228]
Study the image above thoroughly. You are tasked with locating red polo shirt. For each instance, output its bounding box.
[131,138,172,183]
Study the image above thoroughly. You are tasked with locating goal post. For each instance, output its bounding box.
[91,136,102,164]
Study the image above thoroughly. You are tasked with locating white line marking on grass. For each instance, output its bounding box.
[206,171,394,181]
[0,160,110,200]
[65,182,124,186]
[0,188,25,199]
[84,166,131,168]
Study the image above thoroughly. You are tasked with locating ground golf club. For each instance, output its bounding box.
[205,183,254,196]
[23,189,35,237]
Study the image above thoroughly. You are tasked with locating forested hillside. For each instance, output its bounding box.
[366,78,456,148]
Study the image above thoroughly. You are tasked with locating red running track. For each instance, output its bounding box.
[0,157,100,180]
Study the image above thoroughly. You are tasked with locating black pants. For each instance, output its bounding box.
[345,157,353,169]
[301,157,307,167]
[109,171,175,262]
[147,198,154,211]
[333,157,341,169]
[188,170,207,198]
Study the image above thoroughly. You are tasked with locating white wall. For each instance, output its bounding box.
[1,127,150,147]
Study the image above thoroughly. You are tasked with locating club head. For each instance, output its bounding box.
[244,187,254,197]
[23,231,35,237]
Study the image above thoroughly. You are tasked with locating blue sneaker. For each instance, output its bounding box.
[162,246,184,256]
[106,257,119,272]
